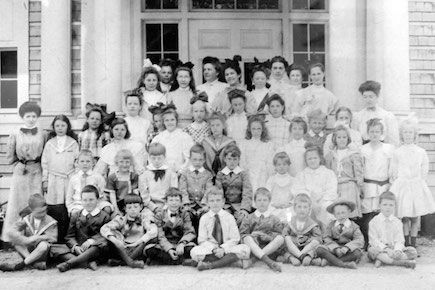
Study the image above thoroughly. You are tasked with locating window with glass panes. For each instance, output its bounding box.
[144,23,179,65]
[291,0,326,10]
[142,0,178,10]
[0,50,18,109]
[192,0,279,10]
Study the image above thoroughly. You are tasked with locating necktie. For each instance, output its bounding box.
[194,169,199,175]
[86,213,92,221]
[153,169,166,182]
[212,213,224,245]
[338,223,344,234]
[229,171,234,178]
[170,213,177,217]
[20,127,38,135]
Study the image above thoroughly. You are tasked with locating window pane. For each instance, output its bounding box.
[310,0,325,10]
[215,0,235,9]
[292,0,308,10]
[1,80,18,108]
[163,0,178,9]
[163,24,178,52]
[192,0,212,8]
[1,51,18,79]
[259,0,279,9]
[310,24,325,52]
[293,53,309,67]
[237,0,256,9]
[163,53,179,61]
[309,53,325,66]
[293,24,308,52]
[145,0,161,9]
[147,53,162,64]
[146,24,161,52]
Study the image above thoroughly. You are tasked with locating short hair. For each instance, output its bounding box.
[293,193,312,207]
[270,56,289,68]
[205,186,225,201]
[190,144,206,158]
[228,89,246,104]
[28,194,46,210]
[223,144,241,158]
[273,152,291,166]
[148,142,166,156]
[202,56,222,76]
[307,109,327,122]
[304,144,323,164]
[165,187,183,200]
[358,80,381,96]
[161,109,179,129]
[366,118,384,133]
[124,194,143,205]
[379,191,396,204]
[110,118,131,139]
[266,94,286,114]
[81,185,99,199]
[290,117,308,134]
[335,106,353,120]
[309,63,325,73]
[250,65,269,80]
[19,101,42,118]
[254,187,272,201]
[208,112,228,136]
[77,149,94,160]
[399,117,419,143]
[331,125,352,147]
[246,115,270,142]
[114,149,134,164]
[125,91,144,107]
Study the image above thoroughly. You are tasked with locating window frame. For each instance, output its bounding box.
[290,0,328,13]
[0,48,18,110]
[141,0,181,12]
[190,0,281,12]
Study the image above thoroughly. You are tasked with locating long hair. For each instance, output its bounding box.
[48,115,78,141]
[136,67,162,92]
[245,115,270,142]
[81,107,106,140]
[169,66,196,92]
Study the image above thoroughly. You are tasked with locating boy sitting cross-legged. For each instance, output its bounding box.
[190,186,250,271]
[146,188,197,266]
[368,191,417,269]
[278,193,322,266]
[315,199,364,269]
[100,194,157,268]
[239,187,285,272]
[0,194,57,271]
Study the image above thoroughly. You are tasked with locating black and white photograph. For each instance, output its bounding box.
[1,0,435,289]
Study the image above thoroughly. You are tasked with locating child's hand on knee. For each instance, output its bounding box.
[81,239,95,250]
[73,245,84,255]
[213,247,225,258]
[393,250,402,260]
[176,243,185,256]
[168,249,179,260]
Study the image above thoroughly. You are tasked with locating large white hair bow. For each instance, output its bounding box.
[143,58,161,72]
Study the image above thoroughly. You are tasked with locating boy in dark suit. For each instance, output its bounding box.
[0,194,57,271]
[315,199,364,269]
[55,185,111,272]
[146,188,197,265]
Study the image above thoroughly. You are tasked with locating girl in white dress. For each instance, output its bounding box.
[239,114,274,191]
[265,94,291,150]
[226,89,249,144]
[167,64,196,128]
[183,93,211,144]
[266,152,295,222]
[124,91,151,148]
[390,116,435,248]
[283,64,304,119]
[292,145,338,229]
[276,116,307,177]
[136,66,167,121]
[250,65,270,112]
[151,106,194,173]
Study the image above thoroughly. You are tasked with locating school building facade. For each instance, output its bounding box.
[0,0,434,204]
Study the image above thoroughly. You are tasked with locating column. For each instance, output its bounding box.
[93,0,123,112]
[366,0,410,113]
[329,0,364,110]
[40,0,71,115]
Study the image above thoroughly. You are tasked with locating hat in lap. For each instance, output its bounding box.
[326,199,356,214]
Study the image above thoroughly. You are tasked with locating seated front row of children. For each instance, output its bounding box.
[0,186,417,272]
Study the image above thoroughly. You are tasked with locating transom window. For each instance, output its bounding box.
[0,49,17,109]
[291,0,326,10]
[192,0,279,10]
[144,23,179,65]
[143,0,178,10]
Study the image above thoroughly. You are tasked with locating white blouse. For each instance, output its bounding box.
[124,115,151,147]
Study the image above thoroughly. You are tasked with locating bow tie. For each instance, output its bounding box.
[20,127,38,135]
[170,213,178,217]
[152,169,166,182]
[126,218,142,227]
[190,92,209,104]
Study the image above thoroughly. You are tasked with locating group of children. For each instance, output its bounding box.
[1,54,434,273]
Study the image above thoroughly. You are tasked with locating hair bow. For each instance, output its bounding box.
[85,102,116,125]
[143,58,161,72]
[175,60,195,70]
[190,92,209,104]
[227,88,246,100]
[161,102,177,113]
[148,102,166,115]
